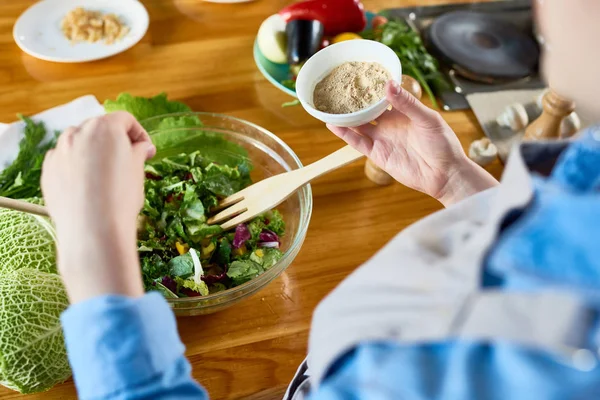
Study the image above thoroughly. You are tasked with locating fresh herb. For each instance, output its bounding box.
[0,116,58,199]
[139,152,285,297]
[280,80,299,107]
[282,99,301,108]
[361,19,450,108]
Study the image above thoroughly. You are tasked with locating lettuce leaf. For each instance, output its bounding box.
[104,93,191,122]
[174,276,209,296]
[226,260,264,286]
[168,253,194,278]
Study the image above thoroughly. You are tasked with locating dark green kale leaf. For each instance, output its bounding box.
[214,237,232,266]
[141,254,169,288]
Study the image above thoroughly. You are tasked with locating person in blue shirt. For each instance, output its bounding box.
[41,1,600,399]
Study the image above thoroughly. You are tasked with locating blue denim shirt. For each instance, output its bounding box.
[61,128,600,399]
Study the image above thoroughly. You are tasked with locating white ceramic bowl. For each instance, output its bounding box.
[296,40,402,128]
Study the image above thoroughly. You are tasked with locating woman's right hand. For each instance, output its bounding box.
[327,80,498,206]
[41,112,155,304]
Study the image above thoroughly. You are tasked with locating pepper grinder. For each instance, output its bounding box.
[364,75,422,185]
[524,89,575,140]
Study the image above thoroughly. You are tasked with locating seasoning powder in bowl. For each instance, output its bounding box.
[313,61,391,114]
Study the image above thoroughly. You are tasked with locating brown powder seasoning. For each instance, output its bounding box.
[313,61,391,114]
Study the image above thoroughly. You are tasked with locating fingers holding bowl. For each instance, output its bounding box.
[326,124,374,154]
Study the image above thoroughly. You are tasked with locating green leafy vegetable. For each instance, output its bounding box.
[0,204,70,394]
[215,238,232,266]
[143,116,204,147]
[227,260,264,286]
[154,281,179,299]
[0,116,58,199]
[139,150,285,297]
[168,253,195,278]
[361,20,450,108]
[141,254,168,287]
[174,276,209,296]
[266,210,286,236]
[0,268,70,394]
[262,247,284,269]
[0,207,56,274]
[209,282,227,293]
[103,93,192,122]
[282,99,300,108]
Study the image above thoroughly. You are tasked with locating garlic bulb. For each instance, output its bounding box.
[560,112,581,138]
[469,138,498,167]
[496,103,529,132]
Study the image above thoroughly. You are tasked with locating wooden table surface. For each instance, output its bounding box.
[0,0,502,398]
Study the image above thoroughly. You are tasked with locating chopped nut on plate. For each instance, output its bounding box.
[61,7,130,45]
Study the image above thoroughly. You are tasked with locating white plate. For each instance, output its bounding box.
[13,0,149,63]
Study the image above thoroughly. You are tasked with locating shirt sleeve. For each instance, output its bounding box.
[60,292,208,400]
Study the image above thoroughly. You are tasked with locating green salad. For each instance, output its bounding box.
[138,144,285,299]
[105,92,287,298]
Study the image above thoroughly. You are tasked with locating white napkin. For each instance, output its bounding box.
[0,95,106,172]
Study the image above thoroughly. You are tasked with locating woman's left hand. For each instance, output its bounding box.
[42,112,156,304]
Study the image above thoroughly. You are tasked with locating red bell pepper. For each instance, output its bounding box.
[279,0,367,37]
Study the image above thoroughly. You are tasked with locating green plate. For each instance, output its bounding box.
[253,11,377,98]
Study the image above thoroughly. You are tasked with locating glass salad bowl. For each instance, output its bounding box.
[140,112,312,316]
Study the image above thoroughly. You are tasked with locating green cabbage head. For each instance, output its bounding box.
[0,207,70,393]
[0,208,56,274]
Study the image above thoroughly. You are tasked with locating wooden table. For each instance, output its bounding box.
[0,0,502,398]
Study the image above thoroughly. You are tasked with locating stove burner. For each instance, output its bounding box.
[429,11,539,83]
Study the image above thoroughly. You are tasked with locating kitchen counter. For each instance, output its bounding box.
[0,0,502,398]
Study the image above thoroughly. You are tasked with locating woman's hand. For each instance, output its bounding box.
[42,112,156,304]
[328,81,498,206]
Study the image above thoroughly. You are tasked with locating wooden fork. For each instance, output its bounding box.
[0,197,156,234]
[0,196,49,217]
[207,145,364,230]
